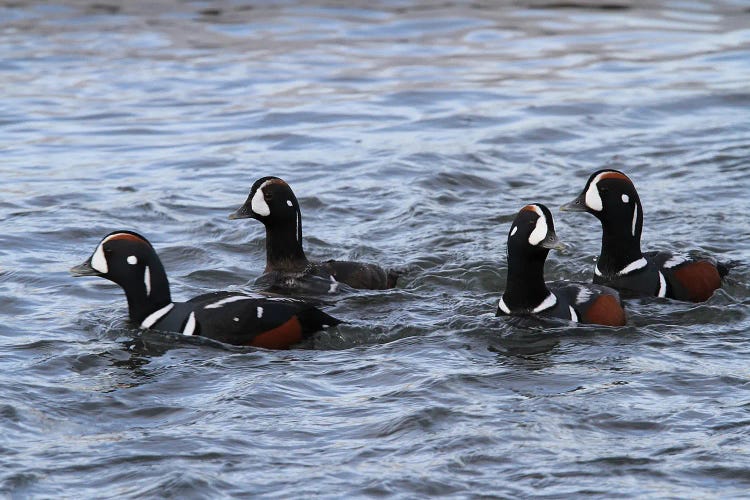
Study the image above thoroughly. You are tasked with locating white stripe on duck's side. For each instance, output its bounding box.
[204,295,254,309]
[663,255,686,268]
[182,312,197,335]
[568,306,579,322]
[576,287,592,304]
[141,303,175,328]
[657,271,667,298]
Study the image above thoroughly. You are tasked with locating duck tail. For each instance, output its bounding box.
[717,259,740,279]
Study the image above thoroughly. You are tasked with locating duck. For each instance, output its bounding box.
[229,176,400,292]
[497,203,627,326]
[70,231,340,348]
[561,169,729,301]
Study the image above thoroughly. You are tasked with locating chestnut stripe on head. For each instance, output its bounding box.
[585,170,633,212]
[599,171,630,182]
[91,232,150,274]
[250,177,292,217]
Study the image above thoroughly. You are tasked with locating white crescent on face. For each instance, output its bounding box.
[91,242,108,273]
[251,180,273,216]
[527,205,549,246]
[585,172,606,212]
[90,233,126,274]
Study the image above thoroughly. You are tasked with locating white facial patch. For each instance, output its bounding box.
[286,200,293,207]
[621,194,629,203]
[585,173,605,212]
[510,226,517,237]
[91,233,144,274]
[127,255,138,265]
[91,242,109,274]
[250,180,273,217]
[527,205,549,246]
[144,266,151,296]
[256,306,263,318]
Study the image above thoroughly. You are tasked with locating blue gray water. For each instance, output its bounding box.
[2,0,750,497]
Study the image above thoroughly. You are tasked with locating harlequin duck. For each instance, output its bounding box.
[561,169,729,302]
[497,204,627,326]
[70,231,340,349]
[229,176,400,292]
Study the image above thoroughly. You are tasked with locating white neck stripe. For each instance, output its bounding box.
[144,265,151,297]
[618,258,647,276]
[532,293,557,313]
[498,296,511,314]
[141,303,174,328]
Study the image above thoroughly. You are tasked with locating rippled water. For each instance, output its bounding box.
[2,0,750,496]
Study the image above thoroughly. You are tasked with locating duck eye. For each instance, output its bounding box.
[263,191,273,201]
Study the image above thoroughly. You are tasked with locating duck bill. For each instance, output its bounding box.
[70,259,100,277]
[228,204,253,220]
[540,231,565,251]
[560,193,587,212]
